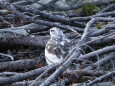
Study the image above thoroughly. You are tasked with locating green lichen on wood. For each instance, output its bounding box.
[94,22,105,29]
[112,0,115,2]
[82,4,99,16]
[94,23,103,29]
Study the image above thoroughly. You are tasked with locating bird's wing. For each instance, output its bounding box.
[57,43,68,58]
[46,40,68,59]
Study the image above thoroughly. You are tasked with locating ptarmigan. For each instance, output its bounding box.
[45,27,70,65]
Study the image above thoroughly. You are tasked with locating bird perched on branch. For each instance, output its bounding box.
[45,27,70,65]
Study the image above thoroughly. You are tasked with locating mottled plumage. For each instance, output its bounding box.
[45,27,70,65]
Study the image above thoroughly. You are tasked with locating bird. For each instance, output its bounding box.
[45,27,70,65]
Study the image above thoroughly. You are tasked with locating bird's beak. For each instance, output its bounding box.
[48,29,50,33]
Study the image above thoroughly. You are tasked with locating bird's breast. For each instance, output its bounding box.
[45,49,63,65]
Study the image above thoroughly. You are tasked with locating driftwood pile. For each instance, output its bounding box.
[0,0,114,86]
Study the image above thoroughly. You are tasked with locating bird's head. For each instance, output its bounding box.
[50,27,64,39]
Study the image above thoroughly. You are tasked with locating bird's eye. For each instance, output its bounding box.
[50,29,54,32]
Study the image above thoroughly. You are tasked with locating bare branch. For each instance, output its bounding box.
[0,1,83,33]
[87,71,115,86]
[0,64,59,85]
[84,52,115,70]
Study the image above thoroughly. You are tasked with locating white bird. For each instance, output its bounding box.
[45,27,70,65]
